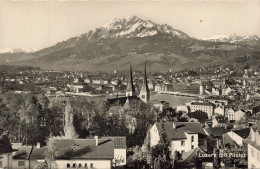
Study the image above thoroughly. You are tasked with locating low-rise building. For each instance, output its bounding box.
[150,122,207,154]
[190,102,214,119]
[248,121,260,168]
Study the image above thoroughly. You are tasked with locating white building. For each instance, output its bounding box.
[234,110,246,121]
[149,122,207,154]
[248,122,260,169]
[226,108,235,121]
[190,102,214,119]
[214,106,225,116]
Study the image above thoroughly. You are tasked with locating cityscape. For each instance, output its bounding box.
[1,1,260,169]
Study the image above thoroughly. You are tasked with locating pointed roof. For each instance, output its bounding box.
[126,64,135,93]
[140,61,149,93]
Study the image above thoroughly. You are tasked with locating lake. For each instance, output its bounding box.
[151,93,198,108]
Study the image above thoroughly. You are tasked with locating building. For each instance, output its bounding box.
[223,128,250,147]
[214,106,225,116]
[126,64,136,97]
[12,145,33,169]
[50,137,126,169]
[248,121,260,169]
[211,116,228,128]
[150,122,207,153]
[152,100,169,112]
[0,132,15,169]
[139,61,150,103]
[204,127,230,148]
[190,102,214,119]
[234,110,246,121]
[226,108,235,121]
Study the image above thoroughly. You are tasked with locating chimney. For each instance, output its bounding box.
[95,136,99,146]
[37,142,41,148]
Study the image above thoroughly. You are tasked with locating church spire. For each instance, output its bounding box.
[126,63,136,97]
[140,60,150,103]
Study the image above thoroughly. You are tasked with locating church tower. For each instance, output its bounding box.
[139,61,150,103]
[126,64,136,97]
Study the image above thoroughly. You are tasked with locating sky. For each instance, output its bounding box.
[0,0,260,50]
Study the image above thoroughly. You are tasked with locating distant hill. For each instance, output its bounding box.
[1,16,259,72]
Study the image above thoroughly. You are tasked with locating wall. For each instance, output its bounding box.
[185,133,199,152]
[0,153,13,169]
[248,144,260,169]
[55,159,112,169]
[170,140,186,153]
[12,159,30,169]
[114,149,126,166]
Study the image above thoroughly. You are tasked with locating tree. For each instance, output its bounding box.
[151,121,173,169]
[213,148,221,169]
[64,101,78,139]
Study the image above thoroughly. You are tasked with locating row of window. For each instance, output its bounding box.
[67,163,93,168]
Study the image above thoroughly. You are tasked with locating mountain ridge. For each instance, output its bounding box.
[0,15,259,71]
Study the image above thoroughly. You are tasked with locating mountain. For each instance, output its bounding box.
[0,48,37,54]
[202,34,260,45]
[1,16,260,72]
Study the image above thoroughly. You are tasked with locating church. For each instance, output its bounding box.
[107,62,150,107]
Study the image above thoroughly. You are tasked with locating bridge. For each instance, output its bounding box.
[157,91,205,99]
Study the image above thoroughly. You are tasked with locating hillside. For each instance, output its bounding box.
[0,16,259,72]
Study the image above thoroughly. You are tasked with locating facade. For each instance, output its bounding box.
[234,110,246,121]
[226,108,235,121]
[248,122,260,169]
[152,100,169,112]
[190,102,214,118]
[214,106,225,116]
[149,122,207,154]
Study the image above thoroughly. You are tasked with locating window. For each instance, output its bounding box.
[67,163,71,168]
[191,136,194,142]
[181,140,185,146]
[142,95,145,99]
[0,161,2,168]
[73,163,76,168]
[79,163,82,168]
[18,161,25,167]
[85,163,88,168]
[191,145,194,149]
[90,163,93,168]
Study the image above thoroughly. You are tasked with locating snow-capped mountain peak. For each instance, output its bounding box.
[0,48,37,54]
[202,34,260,43]
[77,15,190,42]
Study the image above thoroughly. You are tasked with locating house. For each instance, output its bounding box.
[149,122,207,154]
[234,110,246,121]
[12,145,33,169]
[248,121,260,168]
[214,106,225,116]
[204,127,231,148]
[190,102,214,119]
[0,132,15,169]
[211,116,228,128]
[48,136,126,169]
[226,108,235,121]
[223,128,250,147]
[152,100,169,112]
[176,105,190,113]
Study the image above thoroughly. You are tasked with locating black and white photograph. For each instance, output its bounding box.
[0,0,260,168]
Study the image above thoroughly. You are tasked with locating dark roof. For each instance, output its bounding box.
[107,96,139,106]
[30,146,48,160]
[191,102,214,106]
[52,138,117,159]
[13,146,33,159]
[205,127,231,138]
[156,122,206,140]
[214,116,228,123]
[233,128,250,139]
